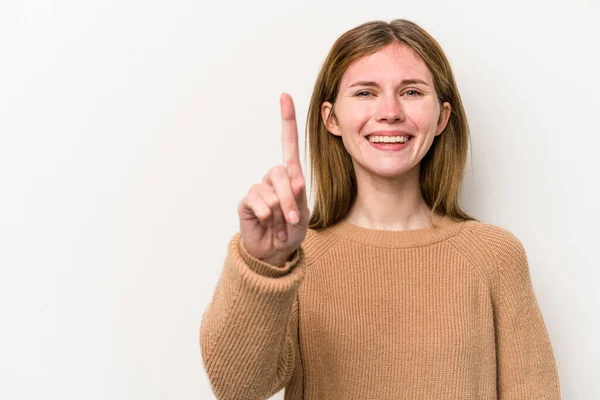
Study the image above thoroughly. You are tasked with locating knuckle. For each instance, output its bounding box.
[257,209,271,221]
[271,165,287,177]
[265,195,280,209]
[248,183,261,194]
[246,190,258,202]
[294,177,305,190]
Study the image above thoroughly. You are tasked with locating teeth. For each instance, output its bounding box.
[368,135,410,143]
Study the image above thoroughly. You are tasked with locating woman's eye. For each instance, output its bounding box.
[355,90,372,97]
[404,90,422,96]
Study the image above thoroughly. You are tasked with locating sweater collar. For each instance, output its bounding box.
[327,213,465,248]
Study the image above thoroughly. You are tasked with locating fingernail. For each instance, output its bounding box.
[288,210,299,224]
[278,230,287,241]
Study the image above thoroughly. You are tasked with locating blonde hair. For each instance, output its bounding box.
[305,19,478,230]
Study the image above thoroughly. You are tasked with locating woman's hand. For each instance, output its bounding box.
[237,93,310,267]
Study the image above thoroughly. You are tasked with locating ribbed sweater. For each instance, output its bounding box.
[199,215,561,399]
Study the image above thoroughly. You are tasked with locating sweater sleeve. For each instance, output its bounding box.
[491,233,561,399]
[199,232,306,400]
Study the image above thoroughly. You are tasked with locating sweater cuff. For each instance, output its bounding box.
[237,234,302,278]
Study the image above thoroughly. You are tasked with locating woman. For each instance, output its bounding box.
[200,19,561,399]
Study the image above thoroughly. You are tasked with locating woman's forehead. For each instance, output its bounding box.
[340,43,433,88]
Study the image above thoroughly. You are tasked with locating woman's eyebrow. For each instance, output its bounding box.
[347,79,429,88]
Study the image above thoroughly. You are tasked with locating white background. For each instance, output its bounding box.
[1,0,598,399]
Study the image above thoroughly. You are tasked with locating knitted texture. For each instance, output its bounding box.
[200,215,561,399]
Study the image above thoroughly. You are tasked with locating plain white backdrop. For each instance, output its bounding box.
[1,0,598,399]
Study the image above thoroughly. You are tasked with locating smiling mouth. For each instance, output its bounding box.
[365,135,414,144]
[364,135,414,151]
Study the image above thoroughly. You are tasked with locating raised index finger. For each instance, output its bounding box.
[280,93,300,167]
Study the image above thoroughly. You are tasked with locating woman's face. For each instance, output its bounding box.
[321,42,451,180]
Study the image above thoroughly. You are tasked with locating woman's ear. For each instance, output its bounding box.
[435,101,452,137]
[321,101,341,136]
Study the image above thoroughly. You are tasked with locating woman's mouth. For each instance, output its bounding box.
[365,135,414,151]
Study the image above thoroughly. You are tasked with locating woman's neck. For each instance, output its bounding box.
[345,164,436,231]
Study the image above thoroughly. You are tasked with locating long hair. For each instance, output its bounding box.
[305,19,478,230]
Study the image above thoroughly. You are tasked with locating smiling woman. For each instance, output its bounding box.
[320,42,451,195]
[199,19,561,400]
[307,21,471,230]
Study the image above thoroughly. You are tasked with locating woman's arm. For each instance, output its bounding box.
[492,234,561,399]
[200,232,306,400]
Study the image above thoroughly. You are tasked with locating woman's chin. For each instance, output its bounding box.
[368,168,414,180]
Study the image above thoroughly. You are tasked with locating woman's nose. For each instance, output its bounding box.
[376,95,405,122]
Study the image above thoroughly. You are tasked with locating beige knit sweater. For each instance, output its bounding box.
[199,215,561,399]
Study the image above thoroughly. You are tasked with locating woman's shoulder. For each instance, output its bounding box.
[300,226,343,264]
[461,219,525,250]
[456,219,528,268]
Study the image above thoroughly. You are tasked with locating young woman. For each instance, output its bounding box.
[200,19,561,399]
